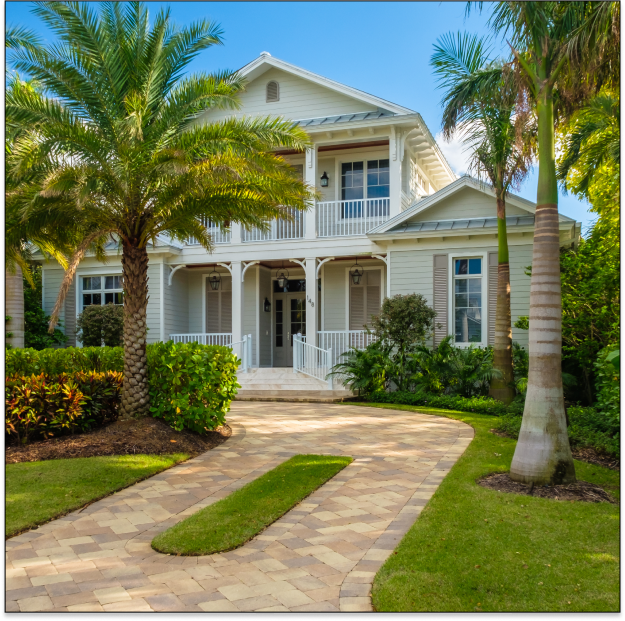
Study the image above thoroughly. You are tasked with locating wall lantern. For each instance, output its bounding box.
[264,297,271,312]
[208,267,221,291]
[350,258,364,285]
[320,171,329,187]
[276,261,289,289]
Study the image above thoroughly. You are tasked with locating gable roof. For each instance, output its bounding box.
[368,175,576,235]
[237,53,415,116]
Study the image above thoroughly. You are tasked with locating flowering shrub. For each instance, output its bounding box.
[6,372,122,444]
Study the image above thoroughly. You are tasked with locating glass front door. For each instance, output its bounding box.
[273,293,306,366]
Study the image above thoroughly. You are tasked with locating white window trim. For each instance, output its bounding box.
[447,252,488,349]
[344,266,383,331]
[78,273,124,312]
[336,156,391,212]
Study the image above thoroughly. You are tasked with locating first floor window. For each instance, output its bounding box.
[453,258,482,343]
[82,275,123,309]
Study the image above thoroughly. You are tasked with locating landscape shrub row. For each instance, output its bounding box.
[6,342,240,441]
[6,372,123,445]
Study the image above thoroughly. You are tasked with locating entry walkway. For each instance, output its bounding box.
[6,403,473,612]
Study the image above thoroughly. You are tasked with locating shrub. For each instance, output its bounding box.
[6,347,124,376]
[77,304,124,347]
[594,345,619,423]
[6,371,122,445]
[147,341,239,433]
[330,341,387,395]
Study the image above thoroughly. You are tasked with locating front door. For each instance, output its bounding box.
[273,293,306,366]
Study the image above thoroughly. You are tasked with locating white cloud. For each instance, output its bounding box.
[435,130,473,176]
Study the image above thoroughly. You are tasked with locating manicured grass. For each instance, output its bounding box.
[352,403,619,612]
[152,454,353,556]
[6,454,189,538]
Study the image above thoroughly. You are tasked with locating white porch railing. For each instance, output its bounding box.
[318,330,377,372]
[170,333,232,346]
[316,199,391,237]
[168,332,251,373]
[187,217,231,245]
[293,334,333,389]
[243,207,304,242]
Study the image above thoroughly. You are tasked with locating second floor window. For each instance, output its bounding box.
[341,159,390,218]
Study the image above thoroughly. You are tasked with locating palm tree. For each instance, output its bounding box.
[7,2,315,418]
[431,32,534,405]
[480,1,615,485]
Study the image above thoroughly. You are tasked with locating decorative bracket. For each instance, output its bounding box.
[217,262,233,275]
[288,258,306,270]
[241,261,259,282]
[316,257,335,279]
[372,254,388,266]
[168,265,185,286]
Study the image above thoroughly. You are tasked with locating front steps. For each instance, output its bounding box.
[235,367,355,402]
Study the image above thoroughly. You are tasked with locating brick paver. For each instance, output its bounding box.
[6,403,473,612]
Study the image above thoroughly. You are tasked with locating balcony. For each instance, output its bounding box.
[187,217,231,245]
[316,198,390,237]
[242,206,304,242]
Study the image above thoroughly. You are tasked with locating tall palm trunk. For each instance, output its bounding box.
[510,83,576,485]
[489,192,515,404]
[6,265,25,348]
[120,240,150,419]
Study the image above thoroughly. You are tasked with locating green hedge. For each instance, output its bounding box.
[6,372,123,444]
[367,390,525,417]
[147,341,239,434]
[6,347,124,375]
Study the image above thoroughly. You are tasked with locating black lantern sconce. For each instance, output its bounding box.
[276,261,289,289]
[350,258,364,285]
[320,171,329,187]
[208,267,221,291]
[264,297,271,313]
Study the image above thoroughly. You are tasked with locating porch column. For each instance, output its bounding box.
[231,261,243,344]
[304,257,318,346]
[231,223,242,244]
[304,146,317,240]
[389,126,402,217]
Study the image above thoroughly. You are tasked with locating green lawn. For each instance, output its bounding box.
[152,454,353,556]
[6,454,189,538]
[352,403,619,612]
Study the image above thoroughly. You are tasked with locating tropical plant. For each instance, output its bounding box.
[479,1,617,485]
[330,341,387,396]
[7,2,315,418]
[594,345,620,425]
[76,304,124,348]
[431,32,535,404]
[410,336,456,395]
[369,293,437,391]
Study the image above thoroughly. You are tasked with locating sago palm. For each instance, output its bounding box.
[7,2,315,418]
[431,32,534,405]
[480,1,615,485]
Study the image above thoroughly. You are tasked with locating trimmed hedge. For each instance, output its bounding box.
[367,390,525,417]
[147,341,239,434]
[6,372,122,445]
[6,347,124,376]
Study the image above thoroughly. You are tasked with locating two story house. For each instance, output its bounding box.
[40,53,581,395]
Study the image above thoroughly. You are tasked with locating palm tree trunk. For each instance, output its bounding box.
[489,193,515,404]
[6,265,25,348]
[120,240,150,419]
[510,84,575,485]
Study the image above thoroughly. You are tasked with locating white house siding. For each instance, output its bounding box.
[145,263,161,344]
[64,277,77,347]
[164,269,189,338]
[409,186,531,222]
[322,263,347,331]
[43,268,66,336]
[508,244,532,348]
[198,67,378,124]
[258,267,272,367]
[243,267,257,364]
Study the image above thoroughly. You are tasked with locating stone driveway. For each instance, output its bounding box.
[6,403,473,612]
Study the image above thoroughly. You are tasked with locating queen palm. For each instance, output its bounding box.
[431,32,534,405]
[479,1,616,485]
[8,2,315,418]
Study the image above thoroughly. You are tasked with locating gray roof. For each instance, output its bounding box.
[389,215,535,234]
[293,110,396,127]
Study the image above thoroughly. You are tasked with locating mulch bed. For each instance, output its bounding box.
[478,472,617,504]
[490,429,619,472]
[6,418,231,464]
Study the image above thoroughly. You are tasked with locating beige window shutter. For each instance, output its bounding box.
[433,254,448,346]
[488,252,498,346]
[221,290,232,333]
[365,270,381,327]
[349,284,365,330]
[206,289,221,333]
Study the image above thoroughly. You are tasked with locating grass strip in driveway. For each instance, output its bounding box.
[152,454,352,556]
[352,403,619,612]
[6,453,189,538]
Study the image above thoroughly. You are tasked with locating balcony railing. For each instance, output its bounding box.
[317,198,390,237]
[242,207,304,242]
[187,217,231,245]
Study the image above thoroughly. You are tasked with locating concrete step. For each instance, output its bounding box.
[235,389,356,403]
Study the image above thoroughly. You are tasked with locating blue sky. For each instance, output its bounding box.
[6,1,592,229]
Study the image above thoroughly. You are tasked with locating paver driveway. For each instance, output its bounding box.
[6,402,473,612]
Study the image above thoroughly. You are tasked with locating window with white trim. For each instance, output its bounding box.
[453,258,482,344]
[341,159,390,218]
[81,275,123,309]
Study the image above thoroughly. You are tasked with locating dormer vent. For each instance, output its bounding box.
[266,81,280,102]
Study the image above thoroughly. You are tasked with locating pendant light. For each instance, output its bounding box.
[350,257,364,285]
[276,261,289,289]
[208,267,221,291]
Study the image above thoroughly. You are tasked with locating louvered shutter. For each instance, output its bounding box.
[206,290,220,332]
[349,286,365,330]
[365,270,381,326]
[488,252,498,345]
[221,291,232,332]
[433,254,448,346]
[266,81,279,102]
